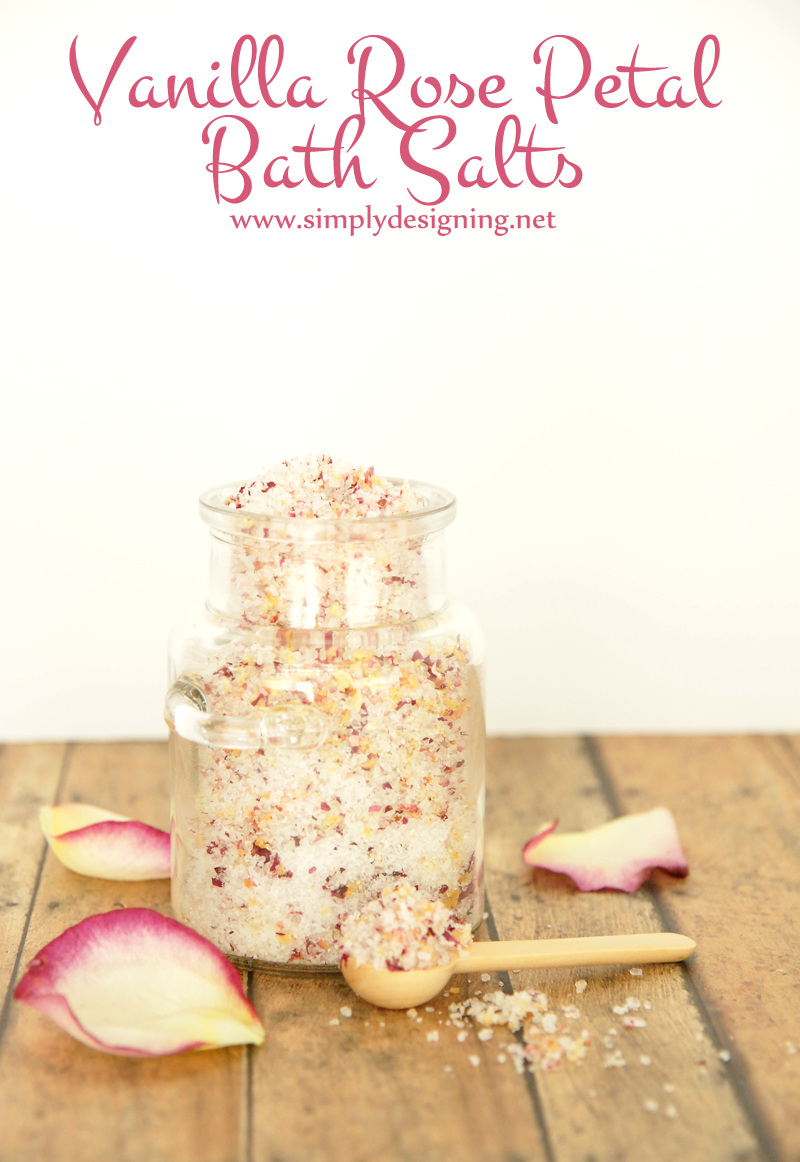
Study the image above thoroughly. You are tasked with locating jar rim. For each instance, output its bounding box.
[199,477,457,542]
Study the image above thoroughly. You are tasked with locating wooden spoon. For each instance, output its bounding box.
[341,932,696,1009]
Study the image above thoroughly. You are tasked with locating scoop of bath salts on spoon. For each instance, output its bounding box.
[339,884,695,1010]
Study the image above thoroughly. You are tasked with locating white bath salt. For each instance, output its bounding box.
[663,1083,676,1093]
[483,912,489,920]
[613,1005,629,1016]
[457,1030,469,1043]
[786,1041,797,1055]
[455,988,548,1033]
[561,1005,581,1020]
[425,1007,435,1013]
[340,1006,352,1018]
[640,1055,652,1066]
[177,454,482,968]
[477,1029,494,1042]
[630,967,643,976]
[626,997,641,1010]
[719,1050,731,1062]
[623,1016,647,1029]
[379,1021,385,1027]
[469,1055,481,1067]
[416,1017,423,1024]
[603,1038,614,1050]
[480,973,491,982]
[644,1001,652,1010]
[603,1049,627,1068]
[340,883,473,972]
[329,1018,340,1026]
[696,1033,704,1042]
[226,454,428,519]
[406,1008,418,1019]
[426,1031,439,1043]
[643,1100,659,1113]
[497,1053,507,1064]
[575,980,588,994]
[664,1105,678,1119]
[538,1031,592,1072]
[449,986,591,1073]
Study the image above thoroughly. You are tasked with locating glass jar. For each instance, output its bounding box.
[165,477,485,971]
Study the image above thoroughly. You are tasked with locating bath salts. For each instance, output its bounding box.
[171,455,484,967]
[220,454,432,632]
[339,882,472,971]
[450,988,592,1072]
[226,454,427,519]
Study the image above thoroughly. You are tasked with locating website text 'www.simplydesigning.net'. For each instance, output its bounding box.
[230,206,557,237]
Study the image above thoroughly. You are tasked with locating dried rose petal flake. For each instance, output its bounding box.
[522,808,688,892]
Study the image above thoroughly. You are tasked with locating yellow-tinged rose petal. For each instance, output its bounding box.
[40,803,171,881]
[14,908,264,1056]
[522,808,689,892]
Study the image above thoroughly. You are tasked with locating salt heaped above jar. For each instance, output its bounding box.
[165,455,485,970]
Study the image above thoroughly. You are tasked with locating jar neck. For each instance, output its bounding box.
[206,529,448,630]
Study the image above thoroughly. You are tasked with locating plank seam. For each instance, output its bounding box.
[760,735,800,795]
[484,889,556,1162]
[244,970,254,1162]
[582,735,784,1162]
[0,742,73,1052]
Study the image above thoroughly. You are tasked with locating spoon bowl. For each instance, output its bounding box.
[341,959,454,1009]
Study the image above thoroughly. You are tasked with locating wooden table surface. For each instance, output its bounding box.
[1,736,799,1162]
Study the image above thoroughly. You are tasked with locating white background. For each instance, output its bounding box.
[2,0,799,740]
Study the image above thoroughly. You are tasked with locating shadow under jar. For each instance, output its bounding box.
[165,478,485,972]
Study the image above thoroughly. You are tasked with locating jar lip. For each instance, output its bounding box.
[199,477,457,541]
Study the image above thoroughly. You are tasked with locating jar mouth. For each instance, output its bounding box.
[199,477,457,542]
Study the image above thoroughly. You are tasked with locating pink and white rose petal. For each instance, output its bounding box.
[522,807,689,892]
[14,908,264,1056]
[40,803,171,881]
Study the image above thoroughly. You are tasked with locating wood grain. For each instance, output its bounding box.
[249,931,548,1162]
[0,742,246,1162]
[1,737,797,1162]
[597,734,800,1162]
[484,736,761,1162]
[0,743,67,1007]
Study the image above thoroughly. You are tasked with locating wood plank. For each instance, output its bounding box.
[249,925,549,1162]
[0,741,247,1162]
[0,743,67,1005]
[597,734,800,1162]
[484,736,762,1162]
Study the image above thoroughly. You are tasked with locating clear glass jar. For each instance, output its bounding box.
[165,478,485,971]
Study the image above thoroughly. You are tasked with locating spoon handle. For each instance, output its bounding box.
[452,932,695,974]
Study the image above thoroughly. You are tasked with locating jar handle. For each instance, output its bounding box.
[164,679,329,751]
